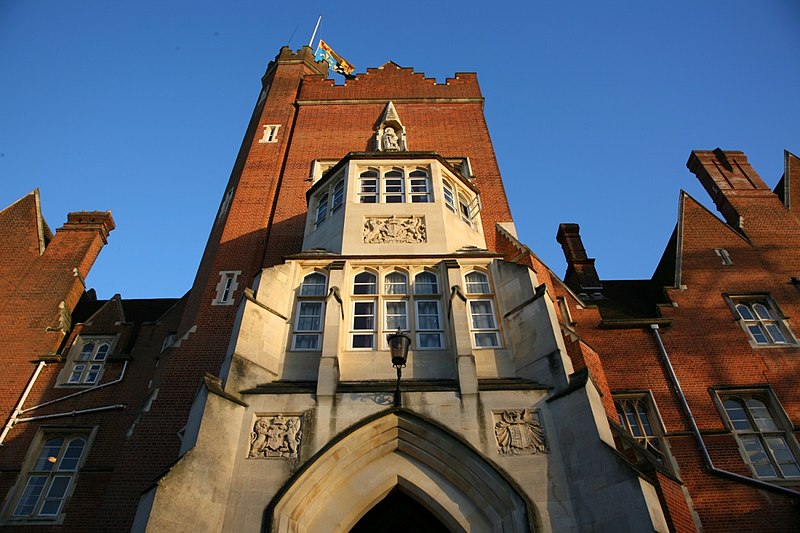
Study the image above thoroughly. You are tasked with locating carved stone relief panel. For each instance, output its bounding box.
[493,409,547,456]
[363,216,426,244]
[248,414,302,459]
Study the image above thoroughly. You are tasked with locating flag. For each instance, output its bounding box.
[314,40,355,77]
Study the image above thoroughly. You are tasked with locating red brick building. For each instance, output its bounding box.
[1,46,798,531]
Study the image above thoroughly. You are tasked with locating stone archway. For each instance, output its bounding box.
[267,410,533,532]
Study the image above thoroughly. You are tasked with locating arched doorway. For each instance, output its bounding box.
[266,410,534,532]
[350,488,449,533]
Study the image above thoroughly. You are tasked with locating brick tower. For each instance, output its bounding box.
[127,47,668,532]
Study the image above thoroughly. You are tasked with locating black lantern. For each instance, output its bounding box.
[387,329,411,406]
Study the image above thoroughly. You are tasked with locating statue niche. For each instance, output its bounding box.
[375,101,407,152]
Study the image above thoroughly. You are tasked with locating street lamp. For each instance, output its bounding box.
[387,329,411,407]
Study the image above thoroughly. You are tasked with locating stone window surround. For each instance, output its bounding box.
[291,271,328,351]
[356,165,433,204]
[212,271,241,306]
[612,391,672,468]
[464,270,502,349]
[348,266,445,351]
[711,386,800,480]
[2,428,96,525]
[57,335,117,387]
[258,124,280,143]
[722,293,797,347]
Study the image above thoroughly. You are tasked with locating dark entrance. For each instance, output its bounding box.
[350,488,450,532]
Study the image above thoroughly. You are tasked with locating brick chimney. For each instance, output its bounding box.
[49,210,116,280]
[556,223,602,291]
[686,149,774,229]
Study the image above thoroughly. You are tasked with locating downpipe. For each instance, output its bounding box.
[0,361,129,446]
[650,324,800,499]
[0,361,46,446]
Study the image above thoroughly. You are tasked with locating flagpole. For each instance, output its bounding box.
[308,16,322,48]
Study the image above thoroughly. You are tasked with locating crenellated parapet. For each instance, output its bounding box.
[298,61,482,102]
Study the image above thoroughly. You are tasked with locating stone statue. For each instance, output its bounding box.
[382,127,400,151]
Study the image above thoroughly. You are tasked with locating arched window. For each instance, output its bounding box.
[409,169,431,203]
[384,271,408,295]
[331,178,345,212]
[292,273,328,351]
[734,299,790,345]
[300,272,327,296]
[359,169,379,203]
[69,338,113,385]
[12,434,88,518]
[315,192,329,226]
[442,180,456,213]
[465,271,490,294]
[353,272,377,295]
[721,393,800,478]
[414,271,438,295]
[464,271,500,348]
[384,168,404,203]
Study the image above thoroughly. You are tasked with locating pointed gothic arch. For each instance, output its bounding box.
[266,410,535,532]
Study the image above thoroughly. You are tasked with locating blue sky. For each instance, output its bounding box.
[1,1,798,299]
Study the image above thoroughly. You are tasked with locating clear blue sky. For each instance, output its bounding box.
[1,1,798,299]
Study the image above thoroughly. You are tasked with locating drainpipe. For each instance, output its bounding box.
[0,361,46,446]
[0,361,129,446]
[650,324,800,499]
[20,361,128,414]
[15,404,126,423]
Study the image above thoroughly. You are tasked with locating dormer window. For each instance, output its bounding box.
[65,337,114,386]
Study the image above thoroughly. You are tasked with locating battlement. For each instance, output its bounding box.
[298,61,482,102]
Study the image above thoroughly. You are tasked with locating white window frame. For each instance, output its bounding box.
[355,164,434,204]
[442,179,456,213]
[415,299,444,350]
[350,268,445,351]
[726,295,795,347]
[212,271,241,306]
[292,273,327,351]
[7,430,91,521]
[358,169,379,204]
[716,389,800,480]
[351,300,377,349]
[331,178,345,213]
[314,192,329,227]
[414,271,439,295]
[383,168,405,203]
[464,270,501,349]
[384,271,408,295]
[258,124,280,143]
[409,168,432,203]
[458,193,472,226]
[65,336,114,386]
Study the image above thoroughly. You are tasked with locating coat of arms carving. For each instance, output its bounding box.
[248,414,302,459]
[493,409,547,456]
[363,216,426,244]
